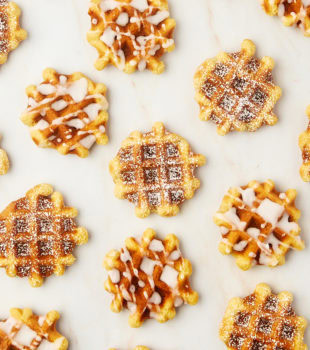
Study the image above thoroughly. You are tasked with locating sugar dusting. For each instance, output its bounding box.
[199,47,276,131]
[225,289,299,350]
[0,193,77,279]
[118,132,195,210]
[0,1,8,54]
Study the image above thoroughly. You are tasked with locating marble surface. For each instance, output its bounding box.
[1,0,310,349]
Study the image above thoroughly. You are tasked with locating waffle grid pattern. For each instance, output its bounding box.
[109,122,205,218]
[194,39,282,135]
[220,283,308,350]
[0,184,88,287]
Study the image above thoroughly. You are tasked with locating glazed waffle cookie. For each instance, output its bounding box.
[87,0,176,74]
[0,136,9,175]
[261,0,310,36]
[0,308,68,349]
[194,39,282,135]
[104,228,198,327]
[21,68,109,158]
[299,105,310,182]
[214,180,304,270]
[220,283,307,350]
[0,1,27,65]
[109,122,206,218]
[0,183,88,287]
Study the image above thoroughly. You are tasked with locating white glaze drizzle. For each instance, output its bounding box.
[111,237,184,320]
[216,185,300,266]
[98,0,174,70]
[0,316,64,349]
[24,75,108,150]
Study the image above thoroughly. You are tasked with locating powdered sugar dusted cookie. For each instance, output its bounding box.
[0,1,27,64]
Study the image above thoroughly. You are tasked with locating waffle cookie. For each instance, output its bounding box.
[0,183,88,287]
[0,308,68,349]
[299,105,310,182]
[0,1,27,65]
[21,68,109,158]
[87,0,176,74]
[194,39,282,135]
[261,0,310,36]
[214,180,304,270]
[220,283,307,350]
[109,122,206,218]
[0,136,9,175]
[104,228,198,327]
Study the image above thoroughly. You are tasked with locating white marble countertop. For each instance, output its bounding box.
[1,0,310,349]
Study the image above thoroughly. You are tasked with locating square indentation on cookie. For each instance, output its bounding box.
[280,323,295,340]
[14,242,30,257]
[14,218,29,234]
[37,217,53,233]
[257,317,272,334]
[38,240,53,256]
[235,312,250,327]
[121,170,136,184]
[142,145,157,160]
[166,143,179,158]
[202,80,216,98]
[238,106,255,123]
[37,196,53,210]
[232,77,248,92]
[214,63,229,78]
[147,192,161,207]
[170,189,184,204]
[144,168,159,184]
[219,94,235,112]
[167,166,182,182]
[119,147,133,162]
[251,88,267,106]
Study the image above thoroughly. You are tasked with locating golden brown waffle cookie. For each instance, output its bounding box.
[87,0,176,74]
[299,105,310,182]
[109,122,206,218]
[109,347,149,350]
[0,136,9,175]
[0,1,27,65]
[261,0,310,36]
[220,283,308,350]
[214,180,304,270]
[0,308,68,349]
[0,183,88,287]
[104,228,199,327]
[194,39,282,135]
[21,68,109,158]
